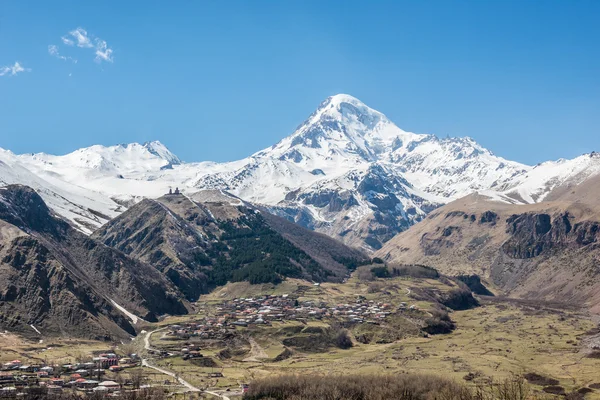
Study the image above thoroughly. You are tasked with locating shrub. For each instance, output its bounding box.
[589,383,600,389]
[523,372,559,386]
[586,350,600,359]
[488,376,530,400]
[440,288,479,310]
[217,348,232,359]
[371,266,390,278]
[243,374,530,400]
[390,264,440,279]
[273,347,294,362]
[367,282,385,293]
[543,386,566,395]
[334,329,353,349]
[244,373,470,400]
[356,266,375,281]
[565,392,585,400]
[423,310,456,335]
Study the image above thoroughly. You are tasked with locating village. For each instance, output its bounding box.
[0,352,150,397]
[0,292,420,398]
[165,293,409,340]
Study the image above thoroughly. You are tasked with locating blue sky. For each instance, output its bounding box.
[1,0,599,165]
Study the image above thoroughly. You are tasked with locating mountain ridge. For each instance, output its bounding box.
[92,189,366,299]
[0,184,190,339]
[376,176,600,313]
[1,94,598,251]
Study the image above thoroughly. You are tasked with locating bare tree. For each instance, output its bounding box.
[130,368,145,389]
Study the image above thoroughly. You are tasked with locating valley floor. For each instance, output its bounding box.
[2,275,600,399]
[145,277,600,398]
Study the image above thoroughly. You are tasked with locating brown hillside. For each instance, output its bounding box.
[93,190,367,300]
[377,178,600,313]
[0,185,189,340]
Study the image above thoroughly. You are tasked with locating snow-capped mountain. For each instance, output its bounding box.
[501,152,600,203]
[2,94,599,250]
[188,94,530,249]
[0,148,124,233]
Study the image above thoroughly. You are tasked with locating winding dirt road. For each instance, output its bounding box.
[243,337,268,362]
[141,329,200,392]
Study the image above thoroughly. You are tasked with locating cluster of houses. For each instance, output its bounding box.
[166,294,399,340]
[0,353,141,397]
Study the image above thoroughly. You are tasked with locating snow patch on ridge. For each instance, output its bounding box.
[110,299,142,325]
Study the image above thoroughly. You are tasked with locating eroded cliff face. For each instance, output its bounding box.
[501,212,600,259]
[489,212,600,305]
[0,235,136,340]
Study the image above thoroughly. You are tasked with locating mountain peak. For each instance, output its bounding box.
[318,94,382,121]
[327,93,365,106]
[143,140,181,165]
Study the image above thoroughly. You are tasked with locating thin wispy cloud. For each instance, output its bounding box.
[48,45,77,63]
[0,62,31,77]
[61,36,74,46]
[53,27,114,64]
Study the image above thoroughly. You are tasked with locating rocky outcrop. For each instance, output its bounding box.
[298,190,358,213]
[502,212,600,259]
[480,211,498,224]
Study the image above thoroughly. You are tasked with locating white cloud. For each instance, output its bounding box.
[0,62,31,77]
[55,27,114,64]
[94,39,113,63]
[65,27,93,48]
[48,45,77,63]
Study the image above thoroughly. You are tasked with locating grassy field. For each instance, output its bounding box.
[5,274,600,398]
[0,333,114,365]
[140,276,600,398]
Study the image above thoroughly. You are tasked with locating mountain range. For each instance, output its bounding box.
[3,93,600,338]
[2,94,599,252]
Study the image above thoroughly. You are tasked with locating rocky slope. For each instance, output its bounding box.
[0,185,189,340]
[3,95,600,251]
[93,190,367,300]
[376,177,600,313]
